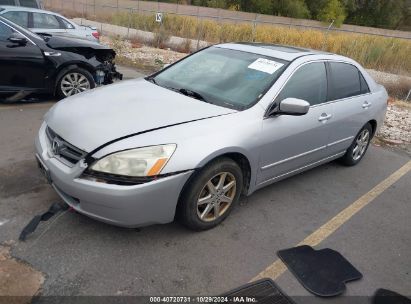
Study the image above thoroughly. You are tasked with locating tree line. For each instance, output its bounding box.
[148,0,411,30]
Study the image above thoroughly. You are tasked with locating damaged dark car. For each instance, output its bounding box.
[0,16,122,101]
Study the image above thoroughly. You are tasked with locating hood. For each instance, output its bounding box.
[45,35,108,50]
[46,79,237,152]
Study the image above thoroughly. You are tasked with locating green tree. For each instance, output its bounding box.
[343,0,410,29]
[305,0,328,17]
[317,0,346,26]
[271,0,311,18]
[147,0,410,30]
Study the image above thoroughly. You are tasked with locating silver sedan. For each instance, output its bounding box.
[0,6,100,42]
[35,43,388,230]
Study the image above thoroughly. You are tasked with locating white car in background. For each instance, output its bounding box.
[0,5,100,42]
[0,0,42,8]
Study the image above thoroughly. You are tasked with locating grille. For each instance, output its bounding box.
[46,126,87,166]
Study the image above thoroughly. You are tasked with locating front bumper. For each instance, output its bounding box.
[35,123,193,227]
[98,61,123,85]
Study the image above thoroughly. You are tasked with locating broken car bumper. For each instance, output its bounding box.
[35,123,193,228]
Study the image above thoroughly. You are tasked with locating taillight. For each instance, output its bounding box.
[92,31,100,40]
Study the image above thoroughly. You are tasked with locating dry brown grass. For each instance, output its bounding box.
[105,12,411,75]
[53,3,411,75]
[392,99,411,109]
[383,78,411,101]
[59,6,411,76]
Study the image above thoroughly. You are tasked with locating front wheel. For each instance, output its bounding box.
[339,123,373,166]
[178,158,243,231]
[55,68,95,99]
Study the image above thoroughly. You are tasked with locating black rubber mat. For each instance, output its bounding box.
[277,245,362,297]
[19,202,68,241]
[222,279,296,304]
[373,289,411,304]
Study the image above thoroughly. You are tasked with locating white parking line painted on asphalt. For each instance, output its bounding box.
[0,219,10,226]
[251,159,411,282]
[0,102,55,111]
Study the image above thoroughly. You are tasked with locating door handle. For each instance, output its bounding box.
[362,101,372,109]
[318,113,333,122]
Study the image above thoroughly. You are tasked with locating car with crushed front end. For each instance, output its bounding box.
[35,43,388,230]
[0,16,121,101]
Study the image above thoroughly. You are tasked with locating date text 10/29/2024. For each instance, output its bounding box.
[150,297,258,303]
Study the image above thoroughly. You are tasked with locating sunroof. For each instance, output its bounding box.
[259,45,309,53]
[239,42,311,53]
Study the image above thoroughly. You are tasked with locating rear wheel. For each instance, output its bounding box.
[56,68,95,99]
[339,123,373,166]
[178,158,243,231]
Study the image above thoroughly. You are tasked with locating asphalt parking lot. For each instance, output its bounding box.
[0,68,410,302]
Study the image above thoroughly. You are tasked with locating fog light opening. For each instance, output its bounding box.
[96,70,105,86]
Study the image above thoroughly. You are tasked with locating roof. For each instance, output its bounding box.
[0,5,59,15]
[217,42,332,61]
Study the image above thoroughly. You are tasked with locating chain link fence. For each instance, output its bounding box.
[44,0,411,40]
[42,0,411,76]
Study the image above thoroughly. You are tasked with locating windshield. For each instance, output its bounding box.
[150,47,289,110]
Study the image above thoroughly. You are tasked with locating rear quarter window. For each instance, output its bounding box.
[57,16,74,29]
[328,62,362,100]
[359,72,370,94]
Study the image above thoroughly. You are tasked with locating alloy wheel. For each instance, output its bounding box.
[352,129,370,161]
[60,73,91,97]
[197,172,237,222]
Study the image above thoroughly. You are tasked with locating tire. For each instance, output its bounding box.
[339,123,373,166]
[55,67,95,99]
[178,157,243,231]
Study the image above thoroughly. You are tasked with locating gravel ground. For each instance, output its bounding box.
[102,36,411,148]
[377,103,411,144]
[367,69,411,85]
[101,36,187,71]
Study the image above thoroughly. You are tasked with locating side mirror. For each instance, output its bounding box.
[8,33,28,45]
[269,98,310,116]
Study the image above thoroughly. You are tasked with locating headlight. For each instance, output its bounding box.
[90,144,176,177]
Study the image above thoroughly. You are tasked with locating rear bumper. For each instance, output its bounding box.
[35,122,193,228]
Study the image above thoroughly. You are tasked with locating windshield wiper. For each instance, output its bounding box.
[146,76,157,84]
[150,82,213,105]
[178,88,210,103]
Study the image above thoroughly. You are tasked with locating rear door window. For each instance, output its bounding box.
[32,12,62,29]
[2,11,29,27]
[276,62,327,106]
[328,62,362,100]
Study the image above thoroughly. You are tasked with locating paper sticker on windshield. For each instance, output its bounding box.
[248,58,284,74]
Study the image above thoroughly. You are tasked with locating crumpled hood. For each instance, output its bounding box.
[45,34,108,50]
[46,79,236,152]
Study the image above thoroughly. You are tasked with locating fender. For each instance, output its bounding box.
[84,113,234,166]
